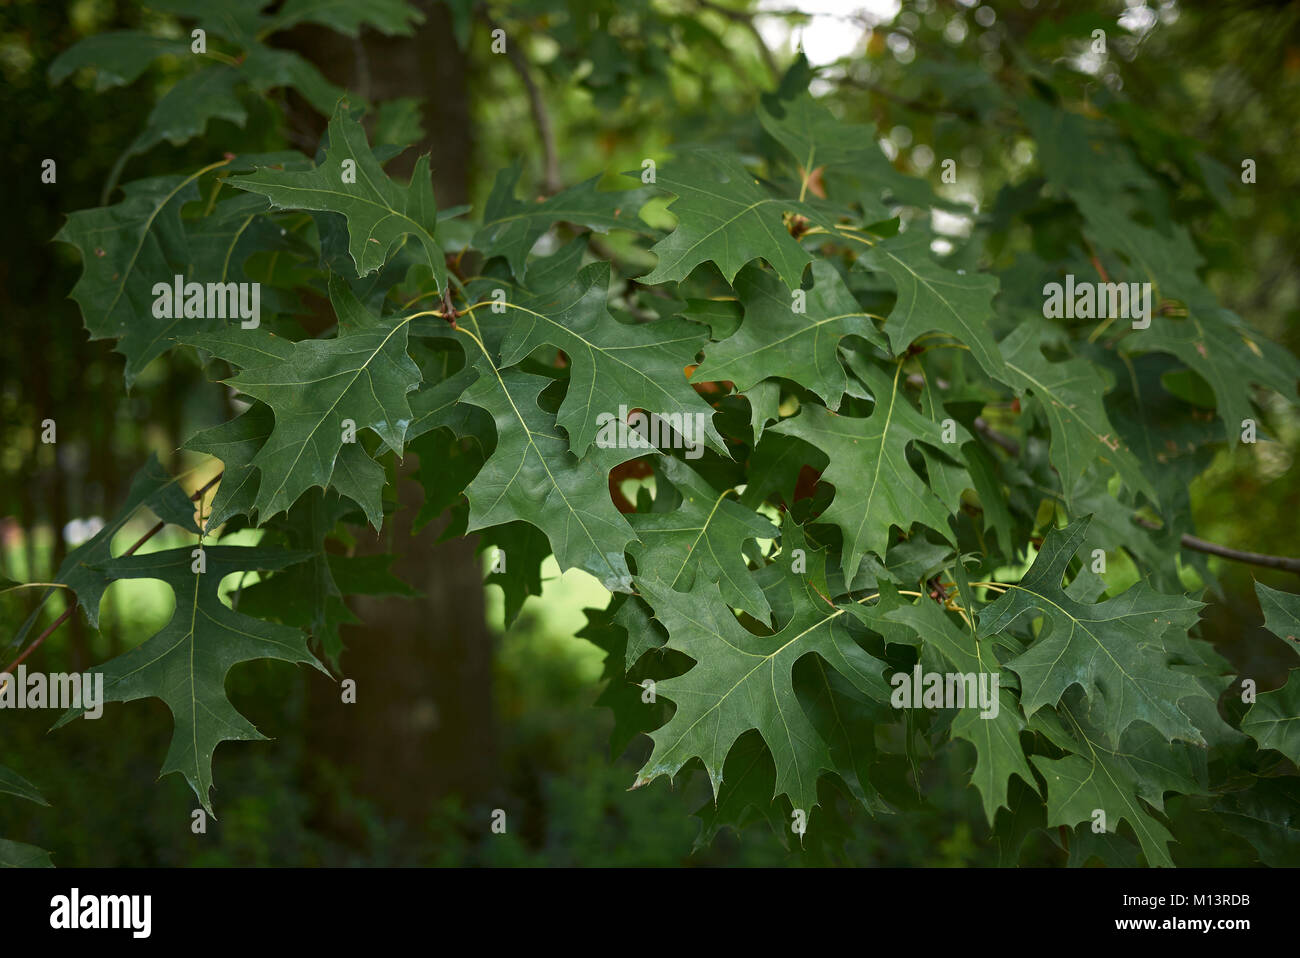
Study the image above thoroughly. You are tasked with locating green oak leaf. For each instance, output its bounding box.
[407,364,483,442]
[911,374,977,514]
[1022,97,1300,442]
[691,732,788,849]
[479,521,552,628]
[885,598,1036,825]
[411,431,485,533]
[0,756,52,866]
[184,331,388,530]
[737,427,826,511]
[246,547,415,668]
[183,402,275,529]
[627,456,776,622]
[147,0,273,44]
[0,840,54,868]
[693,259,886,410]
[12,455,198,647]
[236,490,371,664]
[682,297,743,339]
[746,378,782,444]
[1066,825,1146,868]
[954,684,1036,828]
[1029,703,1208,868]
[326,443,387,530]
[632,523,890,812]
[269,0,424,36]
[0,766,49,807]
[54,546,327,814]
[1257,582,1300,661]
[979,517,1210,745]
[454,327,642,592]
[637,149,812,290]
[962,439,1016,558]
[797,656,892,819]
[54,172,208,388]
[1065,468,1176,590]
[615,593,666,671]
[993,776,1049,866]
[759,90,936,218]
[0,738,52,863]
[327,553,419,599]
[48,31,189,91]
[1122,308,1300,447]
[240,46,347,117]
[1000,324,1156,503]
[758,89,878,181]
[1240,584,1300,761]
[231,102,447,290]
[1241,671,1300,764]
[498,261,726,457]
[1071,190,1206,299]
[769,359,956,590]
[859,228,1007,379]
[474,163,653,281]
[186,325,296,370]
[224,276,420,521]
[130,66,246,156]
[579,595,672,759]
[185,192,312,295]
[1214,778,1300,867]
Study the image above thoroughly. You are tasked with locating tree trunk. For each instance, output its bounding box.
[282,2,498,834]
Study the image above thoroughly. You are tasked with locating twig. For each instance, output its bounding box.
[3,609,73,676]
[486,15,561,195]
[696,0,780,81]
[903,370,1021,455]
[1134,517,1300,575]
[973,416,1020,457]
[352,35,372,103]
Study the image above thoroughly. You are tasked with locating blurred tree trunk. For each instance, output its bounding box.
[281,2,498,833]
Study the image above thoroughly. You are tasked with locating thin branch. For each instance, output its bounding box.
[487,15,561,195]
[904,371,1021,455]
[3,609,73,677]
[696,0,780,82]
[1135,517,1300,575]
[973,416,1021,457]
[352,35,372,103]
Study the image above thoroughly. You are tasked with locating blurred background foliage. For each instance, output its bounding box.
[1,0,1297,865]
